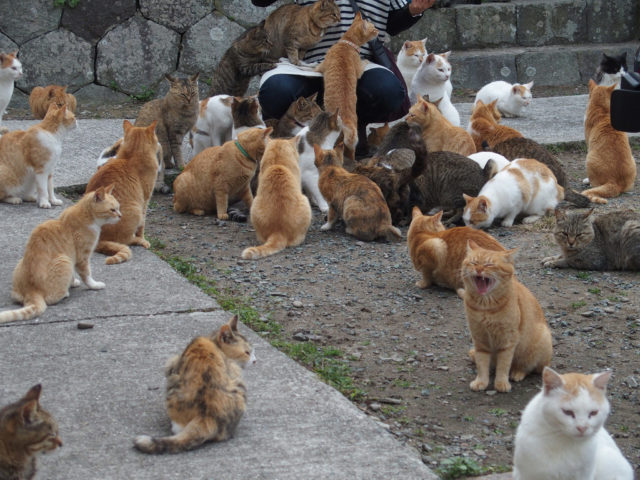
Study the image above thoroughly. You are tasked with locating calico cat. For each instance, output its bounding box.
[489,136,590,207]
[0,385,63,480]
[467,151,510,171]
[192,95,264,155]
[468,99,523,152]
[29,85,77,120]
[316,12,379,161]
[513,367,633,480]
[474,80,533,117]
[296,109,342,213]
[0,185,120,324]
[397,39,427,91]
[264,0,340,65]
[542,208,640,271]
[459,241,553,392]
[242,136,312,259]
[407,208,506,290]
[593,52,627,88]
[463,158,564,228]
[269,93,321,138]
[406,96,475,156]
[0,51,22,134]
[134,315,255,454]
[209,22,275,97]
[409,52,459,126]
[314,144,402,242]
[0,104,77,208]
[85,120,159,265]
[173,127,272,219]
[582,80,636,204]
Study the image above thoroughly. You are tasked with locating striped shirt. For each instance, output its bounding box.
[296,0,409,63]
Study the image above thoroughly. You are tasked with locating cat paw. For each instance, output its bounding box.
[470,378,489,391]
[500,218,515,227]
[133,435,154,453]
[50,197,63,206]
[138,239,151,249]
[415,279,430,289]
[38,200,52,209]
[4,196,23,205]
[86,279,106,290]
[522,215,541,224]
[217,213,229,221]
[191,209,205,216]
[468,348,476,361]
[541,256,561,268]
[71,278,81,288]
[154,183,171,194]
[582,177,590,185]
[510,371,527,382]
[320,222,332,231]
[494,379,512,393]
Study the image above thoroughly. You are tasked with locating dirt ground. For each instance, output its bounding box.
[142,142,640,476]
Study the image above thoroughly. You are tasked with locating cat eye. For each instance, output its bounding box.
[588,410,598,418]
[562,409,575,418]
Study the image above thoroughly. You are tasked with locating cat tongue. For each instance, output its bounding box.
[474,275,493,295]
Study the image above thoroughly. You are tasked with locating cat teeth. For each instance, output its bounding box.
[473,275,494,295]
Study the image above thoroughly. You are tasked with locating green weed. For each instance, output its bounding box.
[571,300,587,309]
[489,408,507,417]
[437,457,484,479]
[131,85,155,102]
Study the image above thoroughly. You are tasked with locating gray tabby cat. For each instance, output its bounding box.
[543,209,640,270]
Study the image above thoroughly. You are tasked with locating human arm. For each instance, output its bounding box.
[387,0,436,36]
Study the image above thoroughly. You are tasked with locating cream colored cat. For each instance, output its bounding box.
[29,85,77,119]
[0,185,121,324]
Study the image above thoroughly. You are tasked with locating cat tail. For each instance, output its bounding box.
[241,233,288,260]
[134,418,216,454]
[95,240,133,265]
[580,182,622,204]
[383,225,403,242]
[482,159,499,180]
[563,189,591,207]
[97,138,123,168]
[0,294,47,324]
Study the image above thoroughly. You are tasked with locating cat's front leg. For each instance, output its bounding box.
[35,172,52,208]
[215,190,230,221]
[416,270,432,289]
[541,254,568,268]
[304,176,328,213]
[170,135,185,169]
[500,213,517,227]
[76,261,105,290]
[132,224,150,248]
[493,345,516,392]
[469,349,491,391]
[285,46,301,65]
[239,186,253,209]
[320,206,338,231]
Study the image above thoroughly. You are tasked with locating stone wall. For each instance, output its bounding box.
[0,0,637,106]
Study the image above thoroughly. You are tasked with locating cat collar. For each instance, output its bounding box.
[235,140,255,164]
[338,39,360,53]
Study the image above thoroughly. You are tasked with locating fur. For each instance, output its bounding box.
[474,80,533,118]
[396,39,427,92]
[29,85,77,120]
[468,99,523,152]
[593,52,627,88]
[269,93,321,138]
[0,51,22,133]
[409,52,459,126]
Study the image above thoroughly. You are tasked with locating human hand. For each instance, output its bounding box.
[408,0,437,16]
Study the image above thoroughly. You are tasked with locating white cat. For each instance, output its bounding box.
[0,51,22,134]
[296,109,342,213]
[513,367,633,480]
[474,80,533,118]
[409,52,459,126]
[462,157,563,228]
[396,38,427,91]
[467,151,510,171]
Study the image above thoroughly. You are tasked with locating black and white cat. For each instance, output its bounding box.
[593,52,627,88]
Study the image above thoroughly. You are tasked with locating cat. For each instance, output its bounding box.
[173,127,272,219]
[405,96,475,156]
[208,22,275,97]
[467,151,510,171]
[488,137,591,207]
[0,384,63,480]
[134,315,256,454]
[581,80,636,204]
[459,240,553,392]
[28,85,77,120]
[268,93,321,138]
[85,120,159,265]
[0,51,22,134]
[366,122,389,151]
[396,39,427,91]
[0,185,120,324]
[474,80,533,117]
[407,207,506,291]
[296,109,342,213]
[315,12,379,162]
[409,52,459,126]
[314,144,402,242]
[593,52,627,88]
[192,95,265,156]
[513,367,634,480]
[0,104,77,208]
[264,0,341,65]
[407,126,497,225]
[542,208,640,271]
[242,136,312,259]
[468,99,523,152]
[462,158,564,228]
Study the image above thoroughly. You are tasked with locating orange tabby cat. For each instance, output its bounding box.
[85,120,159,265]
[316,12,379,161]
[0,103,76,208]
[468,99,523,151]
[582,80,636,204]
[134,315,255,454]
[406,96,475,155]
[242,136,312,259]
[315,144,402,242]
[458,241,552,393]
[407,207,505,291]
[29,85,77,119]
[173,127,272,218]
[0,185,121,323]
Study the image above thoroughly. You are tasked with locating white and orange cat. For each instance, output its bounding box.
[0,103,77,208]
[474,80,533,117]
[0,51,22,134]
[458,241,553,393]
[463,158,563,228]
[396,38,427,90]
[316,12,379,161]
[582,80,636,204]
[514,367,633,480]
[0,185,121,324]
[242,136,312,259]
[409,51,458,125]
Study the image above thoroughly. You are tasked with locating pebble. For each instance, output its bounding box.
[369,402,381,412]
[486,390,497,396]
[77,322,94,330]
[292,300,303,308]
[580,311,595,317]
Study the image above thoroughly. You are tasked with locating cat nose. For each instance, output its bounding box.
[54,436,63,447]
[576,426,587,435]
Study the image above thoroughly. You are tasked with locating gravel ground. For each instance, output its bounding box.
[143,143,640,477]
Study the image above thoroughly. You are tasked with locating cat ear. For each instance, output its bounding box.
[228,314,239,332]
[20,400,39,424]
[467,239,479,251]
[440,51,451,59]
[334,142,344,160]
[525,81,534,90]
[105,183,116,196]
[190,72,200,82]
[502,247,518,263]
[592,370,612,391]
[403,41,411,50]
[554,208,567,221]
[313,143,323,160]
[488,99,498,110]
[123,119,133,133]
[432,97,442,107]
[290,134,302,150]
[62,85,68,93]
[426,53,435,64]
[433,210,443,222]
[411,206,423,218]
[542,366,564,394]
[477,198,488,213]
[218,324,234,344]
[462,193,473,205]
[23,384,42,402]
[165,73,177,83]
[94,186,106,202]
[512,85,520,95]
[262,126,273,139]
[354,11,363,22]
[582,208,595,220]
[588,79,598,92]
[307,92,318,103]
[148,121,158,134]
